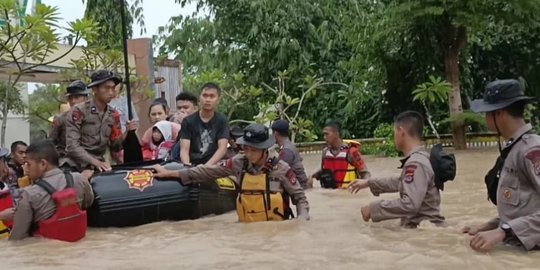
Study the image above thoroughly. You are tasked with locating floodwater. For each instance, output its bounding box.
[3,148,540,269]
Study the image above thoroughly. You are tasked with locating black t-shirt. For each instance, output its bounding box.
[180,111,230,165]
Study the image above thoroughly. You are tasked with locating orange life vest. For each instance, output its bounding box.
[321,143,359,189]
[34,172,87,242]
[0,191,13,239]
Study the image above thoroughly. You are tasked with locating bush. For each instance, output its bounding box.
[361,123,399,157]
[525,104,539,134]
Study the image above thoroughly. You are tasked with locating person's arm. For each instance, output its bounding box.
[9,191,33,240]
[505,147,540,250]
[462,217,500,235]
[205,139,228,166]
[75,173,94,209]
[368,162,430,222]
[66,107,101,168]
[180,139,191,165]
[205,117,230,166]
[48,115,60,141]
[179,118,192,165]
[154,158,236,184]
[279,148,295,165]
[280,169,310,220]
[367,176,401,195]
[109,110,124,152]
[348,148,371,179]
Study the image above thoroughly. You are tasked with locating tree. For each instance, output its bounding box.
[0,82,25,135]
[412,75,451,139]
[258,71,347,142]
[0,0,97,146]
[377,0,540,149]
[28,84,63,143]
[83,0,146,50]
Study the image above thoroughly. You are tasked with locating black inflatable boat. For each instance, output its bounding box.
[87,161,238,227]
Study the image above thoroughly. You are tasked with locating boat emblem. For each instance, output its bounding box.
[124,170,154,192]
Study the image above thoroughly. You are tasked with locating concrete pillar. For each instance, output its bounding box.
[127,38,155,137]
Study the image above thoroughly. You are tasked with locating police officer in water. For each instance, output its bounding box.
[152,123,310,222]
[463,79,540,251]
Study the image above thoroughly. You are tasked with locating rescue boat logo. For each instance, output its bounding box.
[124,170,154,191]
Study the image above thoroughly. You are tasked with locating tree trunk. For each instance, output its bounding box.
[423,102,440,140]
[442,26,467,150]
[1,105,8,147]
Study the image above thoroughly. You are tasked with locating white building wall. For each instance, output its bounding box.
[2,84,30,148]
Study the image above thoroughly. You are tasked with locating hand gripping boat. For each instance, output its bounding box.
[87,161,238,227]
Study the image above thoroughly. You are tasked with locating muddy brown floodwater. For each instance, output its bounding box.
[3,148,539,270]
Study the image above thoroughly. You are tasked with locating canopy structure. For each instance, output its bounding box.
[0,43,136,84]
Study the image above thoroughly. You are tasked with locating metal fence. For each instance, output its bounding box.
[296,132,500,154]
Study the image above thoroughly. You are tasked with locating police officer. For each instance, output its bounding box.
[49,80,90,168]
[271,120,310,189]
[349,111,445,228]
[312,121,371,189]
[225,125,244,159]
[65,70,135,177]
[152,123,310,222]
[462,79,540,251]
[9,140,94,241]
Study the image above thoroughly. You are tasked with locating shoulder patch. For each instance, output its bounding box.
[286,169,297,185]
[525,149,540,176]
[403,164,417,184]
[71,107,84,124]
[219,158,234,169]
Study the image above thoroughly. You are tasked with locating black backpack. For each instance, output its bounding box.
[429,144,456,191]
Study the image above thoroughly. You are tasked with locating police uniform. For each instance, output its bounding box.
[9,168,94,240]
[49,80,89,167]
[489,124,540,250]
[177,154,310,220]
[167,124,310,221]
[470,79,540,250]
[278,140,309,189]
[65,100,123,171]
[367,146,444,227]
[225,125,243,159]
[270,120,309,189]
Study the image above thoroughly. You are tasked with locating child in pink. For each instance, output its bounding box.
[144,120,175,161]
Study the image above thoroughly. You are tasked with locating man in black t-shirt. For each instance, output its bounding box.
[180,83,230,165]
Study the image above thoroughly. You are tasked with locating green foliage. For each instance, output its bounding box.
[361,123,399,157]
[413,76,451,104]
[525,104,540,134]
[0,82,25,116]
[83,0,145,50]
[0,0,98,146]
[28,84,62,142]
[156,0,540,145]
[440,110,487,131]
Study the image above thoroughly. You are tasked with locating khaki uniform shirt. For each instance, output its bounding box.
[65,100,123,171]
[49,112,73,166]
[279,140,309,189]
[9,168,94,240]
[494,124,540,250]
[176,154,310,220]
[368,146,444,227]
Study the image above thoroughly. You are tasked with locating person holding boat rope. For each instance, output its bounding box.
[65,70,137,179]
[152,123,310,222]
